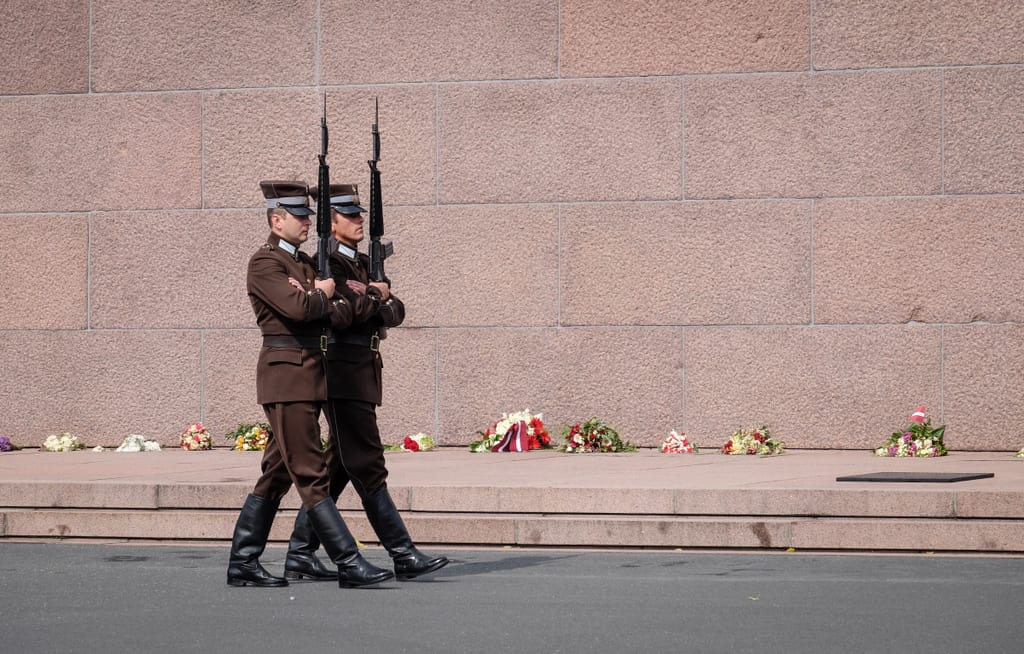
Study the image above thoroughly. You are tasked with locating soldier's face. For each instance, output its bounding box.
[275,211,311,244]
[331,210,365,247]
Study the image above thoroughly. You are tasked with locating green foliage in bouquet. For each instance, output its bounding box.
[384,433,437,452]
[225,422,272,451]
[721,424,784,456]
[561,418,637,453]
[874,419,947,457]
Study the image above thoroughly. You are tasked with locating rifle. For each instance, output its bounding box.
[367,97,393,285]
[315,94,332,281]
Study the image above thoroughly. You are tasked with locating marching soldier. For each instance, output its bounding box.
[226,180,394,589]
[283,183,449,582]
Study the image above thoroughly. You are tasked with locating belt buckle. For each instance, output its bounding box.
[320,334,328,353]
[369,334,380,352]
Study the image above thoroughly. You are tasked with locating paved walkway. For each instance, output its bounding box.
[2,448,1022,552]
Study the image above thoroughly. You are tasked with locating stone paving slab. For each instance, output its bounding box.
[3,447,1022,485]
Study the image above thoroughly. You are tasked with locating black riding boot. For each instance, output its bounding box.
[362,487,449,580]
[284,506,338,581]
[227,494,288,587]
[306,498,394,588]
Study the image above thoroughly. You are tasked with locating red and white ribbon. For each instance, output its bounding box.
[492,420,529,452]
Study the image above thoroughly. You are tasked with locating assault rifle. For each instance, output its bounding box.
[367,98,393,285]
[315,94,332,280]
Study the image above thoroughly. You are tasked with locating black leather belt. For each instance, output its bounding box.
[262,334,329,351]
[333,333,380,351]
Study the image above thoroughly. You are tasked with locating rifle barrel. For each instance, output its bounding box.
[371,97,380,163]
[315,93,332,280]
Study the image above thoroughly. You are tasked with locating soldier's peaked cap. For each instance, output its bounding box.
[260,180,315,216]
[312,183,366,215]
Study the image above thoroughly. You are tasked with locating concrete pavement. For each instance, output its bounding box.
[6,543,1024,654]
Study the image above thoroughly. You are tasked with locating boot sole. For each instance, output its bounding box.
[396,558,449,581]
[227,577,289,588]
[285,571,338,581]
[338,572,395,588]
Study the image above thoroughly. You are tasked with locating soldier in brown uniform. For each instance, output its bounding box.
[283,183,448,582]
[227,180,394,589]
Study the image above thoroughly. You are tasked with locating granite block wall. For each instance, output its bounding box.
[2,1,1022,451]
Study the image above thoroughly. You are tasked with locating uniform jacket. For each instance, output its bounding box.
[326,246,405,404]
[248,234,351,404]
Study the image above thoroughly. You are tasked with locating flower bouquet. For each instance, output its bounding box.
[661,429,696,454]
[115,434,161,452]
[1016,447,1024,459]
[180,423,214,450]
[226,422,271,451]
[0,436,19,452]
[92,434,162,452]
[42,432,86,452]
[721,424,784,456]
[385,432,436,452]
[562,418,637,453]
[470,410,552,453]
[874,407,946,457]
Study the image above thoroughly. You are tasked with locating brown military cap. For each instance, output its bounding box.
[311,183,366,215]
[260,180,315,216]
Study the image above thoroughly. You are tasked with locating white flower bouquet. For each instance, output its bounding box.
[42,432,86,452]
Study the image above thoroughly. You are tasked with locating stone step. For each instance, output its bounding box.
[3,448,1023,553]
[3,507,1023,553]
[3,480,1023,519]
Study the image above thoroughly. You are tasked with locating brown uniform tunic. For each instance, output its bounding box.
[247,234,351,508]
[324,245,405,498]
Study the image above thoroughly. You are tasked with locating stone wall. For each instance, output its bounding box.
[2,1,1023,450]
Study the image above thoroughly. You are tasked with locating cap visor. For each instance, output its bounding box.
[334,204,366,215]
[284,206,315,216]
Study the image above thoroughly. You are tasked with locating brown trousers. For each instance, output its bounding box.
[252,401,333,508]
[324,399,389,500]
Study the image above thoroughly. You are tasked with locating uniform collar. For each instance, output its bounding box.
[335,242,358,261]
[270,234,300,260]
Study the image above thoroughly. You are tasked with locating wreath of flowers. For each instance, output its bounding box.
[225,422,271,451]
[661,429,696,454]
[42,432,86,452]
[180,423,214,450]
[874,408,946,457]
[721,424,784,456]
[470,410,552,453]
[0,436,18,452]
[562,418,637,453]
[385,432,436,452]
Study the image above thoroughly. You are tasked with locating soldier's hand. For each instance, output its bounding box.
[314,277,336,297]
[345,280,368,295]
[286,277,303,290]
[369,282,391,301]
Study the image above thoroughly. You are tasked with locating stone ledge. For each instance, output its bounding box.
[4,509,1022,553]
[5,481,1020,519]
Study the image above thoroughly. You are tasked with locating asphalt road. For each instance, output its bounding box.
[3,543,1023,654]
